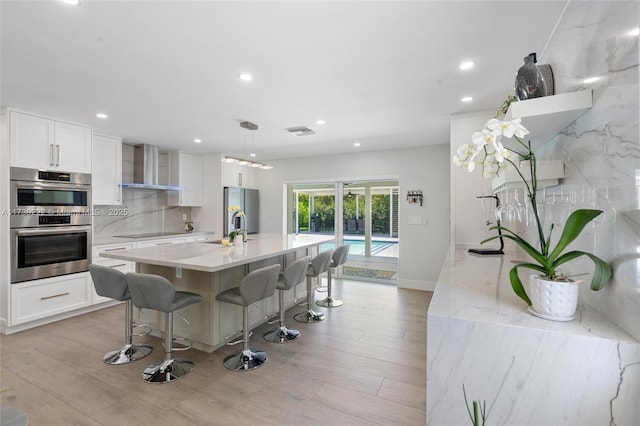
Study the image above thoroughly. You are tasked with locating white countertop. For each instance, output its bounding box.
[428,246,637,343]
[93,231,214,246]
[100,233,334,273]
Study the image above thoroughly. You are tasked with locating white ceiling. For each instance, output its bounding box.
[1,0,568,161]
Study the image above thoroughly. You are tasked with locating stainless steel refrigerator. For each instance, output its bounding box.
[223,187,259,236]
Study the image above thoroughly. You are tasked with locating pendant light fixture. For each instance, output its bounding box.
[222,121,273,170]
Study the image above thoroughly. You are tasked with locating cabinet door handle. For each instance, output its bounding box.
[104,247,128,251]
[49,144,55,166]
[156,242,173,246]
[55,144,60,166]
[109,263,127,268]
[41,292,70,300]
[117,184,121,203]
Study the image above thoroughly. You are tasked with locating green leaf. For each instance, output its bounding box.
[553,250,612,291]
[484,230,548,267]
[508,264,542,306]
[548,210,603,261]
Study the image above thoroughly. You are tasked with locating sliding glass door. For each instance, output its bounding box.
[287,179,399,283]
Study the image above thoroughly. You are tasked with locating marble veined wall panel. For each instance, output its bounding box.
[427,314,640,426]
[93,189,190,238]
[535,1,640,341]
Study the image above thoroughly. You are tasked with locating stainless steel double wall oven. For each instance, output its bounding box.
[10,167,92,283]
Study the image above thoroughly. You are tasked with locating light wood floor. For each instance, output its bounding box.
[0,279,432,425]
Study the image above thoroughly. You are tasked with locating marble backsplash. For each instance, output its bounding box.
[93,143,191,239]
[534,1,639,341]
[93,189,191,239]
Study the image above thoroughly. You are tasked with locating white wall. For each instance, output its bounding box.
[253,145,450,291]
[450,110,501,249]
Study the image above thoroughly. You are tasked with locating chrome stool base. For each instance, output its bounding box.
[103,343,153,365]
[316,296,343,308]
[142,358,194,383]
[263,326,300,343]
[223,349,268,371]
[294,309,325,323]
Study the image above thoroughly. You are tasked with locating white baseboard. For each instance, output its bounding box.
[396,278,436,292]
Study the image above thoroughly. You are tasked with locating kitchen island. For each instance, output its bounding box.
[101,233,334,352]
[427,246,640,425]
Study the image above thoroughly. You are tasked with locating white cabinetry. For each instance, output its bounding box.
[184,234,213,242]
[167,151,203,206]
[91,242,136,304]
[10,273,92,325]
[92,134,122,205]
[9,110,92,173]
[136,237,187,248]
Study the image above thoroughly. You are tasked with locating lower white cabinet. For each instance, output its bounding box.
[136,237,187,248]
[184,234,213,243]
[91,242,136,304]
[11,272,92,326]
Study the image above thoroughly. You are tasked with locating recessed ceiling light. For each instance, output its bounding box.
[584,76,600,84]
[354,142,361,147]
[238,73,253,82]
[459,61,474,70]
[250,153,256,157]
[61,0,81,5]
[316,119,326,125]
[95,113,108,119]
[461,96,473,102]
[194,138,202,143]
[628,27,639,37]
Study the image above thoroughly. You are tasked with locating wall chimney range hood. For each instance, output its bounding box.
[121,144,184,190]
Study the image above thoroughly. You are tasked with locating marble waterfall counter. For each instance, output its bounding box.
[427,247,640,426]
[101,233,334,352]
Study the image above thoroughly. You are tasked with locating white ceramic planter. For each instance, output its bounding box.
[528,274,580,321]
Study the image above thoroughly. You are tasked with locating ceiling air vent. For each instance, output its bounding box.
[285,126,316,136]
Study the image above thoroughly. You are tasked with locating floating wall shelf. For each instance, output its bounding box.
[492,160,565,192]
[505,89,592,144]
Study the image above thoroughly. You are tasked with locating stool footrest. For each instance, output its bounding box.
[161,336,193,352]
[224,330,252,346]
[131,323,153,337]
[264,312,280,325]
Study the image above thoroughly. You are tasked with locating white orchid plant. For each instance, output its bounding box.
[453,113,612,307]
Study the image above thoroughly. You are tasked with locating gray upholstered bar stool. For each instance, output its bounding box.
[317,244,350,308]
[125,272,203,384]
[88,264,153,365]
[216,264,281,371]
[263,256,309,343]
[294,249,333,323]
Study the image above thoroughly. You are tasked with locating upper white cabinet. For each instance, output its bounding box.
[9,110,92,173]
[167,151,203,206]
[92,133,122,205]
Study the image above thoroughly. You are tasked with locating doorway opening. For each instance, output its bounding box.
[287,179,399,283]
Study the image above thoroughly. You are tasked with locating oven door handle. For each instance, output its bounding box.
[12,181,91,192]
[14,226,91,236]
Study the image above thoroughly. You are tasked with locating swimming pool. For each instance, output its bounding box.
[320,238,397,256]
